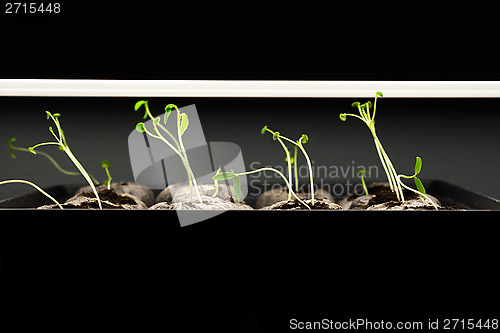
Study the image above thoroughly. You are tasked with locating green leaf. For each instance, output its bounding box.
[366,101,373,108]
[8,138,17,159]
[273,131,280,140]
[355,168,367,176]
[135,122,146,133]
[28,147,36,155]
[233,175,241,201]
[414,156,422,175]
[101,160,110,168]
[261,125,268,135]
[339,113,347,121]
[285,156,295,164]
[351,102,360,108]
[300,134,309,144]
[164,105,174,124]
[153,117,160,127]
[376,91,383,97]
[134,100,148,111]
[212,171,237,181]
[53,113,61,119]
[414,177,426,195]
[179,113,189,136]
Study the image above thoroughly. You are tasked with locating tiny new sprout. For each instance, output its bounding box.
[135,101,202,203]
[355,168,370,196]
[261,126,315,205]
[340,92,438,210]
[28,111,102,209]
[101,160,112,190]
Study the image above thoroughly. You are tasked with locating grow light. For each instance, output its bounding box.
[0,80,500,97]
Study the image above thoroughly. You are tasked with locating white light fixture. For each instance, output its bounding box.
[0,79,499,97]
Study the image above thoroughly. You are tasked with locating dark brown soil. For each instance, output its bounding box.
[366,184,419,206]
[81,189,137,206]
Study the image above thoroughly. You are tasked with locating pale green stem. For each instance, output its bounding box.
[279,135,316,206]
[145,104,194,194]
[276,137,292,201]
[149,125,203,203]
[176,110,194,201]
[361,174,369,196]
[293,146,298,193]
[104,167,112,190]
[0,179,63,209]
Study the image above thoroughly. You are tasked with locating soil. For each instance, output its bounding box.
[156,183,236,204]
[256,186,336,209]
[149,195,253,210]
[260,198,342,210]
[339,182,463,210]
[76,182,155,207]
[38,189,147,209]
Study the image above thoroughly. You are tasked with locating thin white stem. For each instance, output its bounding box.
[176,110,194,201]
[0,179,63,209]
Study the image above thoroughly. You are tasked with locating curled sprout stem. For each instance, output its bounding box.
[9,138,86,178]
[29,112,102,209]
[0,179,63,209]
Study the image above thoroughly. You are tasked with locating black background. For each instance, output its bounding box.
[1,1,499,80]
[1,1,500,332]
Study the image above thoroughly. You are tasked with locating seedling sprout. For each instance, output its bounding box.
[101,160,112,190]
[340,92,437,210]
[28,111,103,209]
[261,126,315,205]
[355,168,370,196]
[135,101,202,203]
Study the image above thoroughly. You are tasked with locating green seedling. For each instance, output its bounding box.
[0,179,63,209]
[28,111,102,209]
[355,168,370,196]
[212,167,311,210]
[340,92,437,210]
[101,160,112,190]
[135,101,202,203]
[397,156,437,209]
[8,138,99,184]
[261,126,315,205]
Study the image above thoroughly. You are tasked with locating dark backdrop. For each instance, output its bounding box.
[0,1,499,80]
